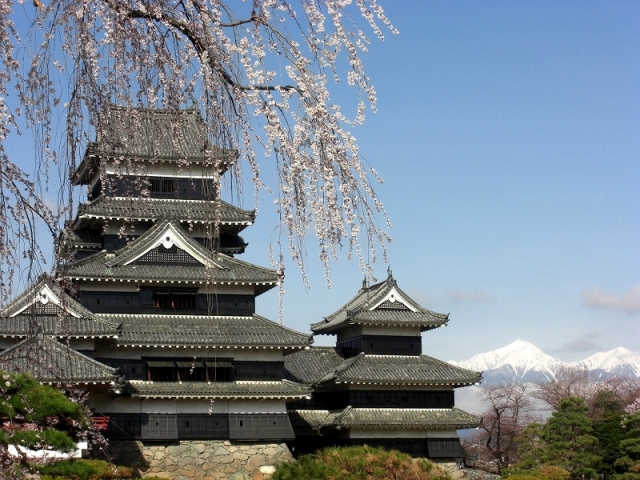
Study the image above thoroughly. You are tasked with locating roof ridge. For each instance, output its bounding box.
[333,352,365,376]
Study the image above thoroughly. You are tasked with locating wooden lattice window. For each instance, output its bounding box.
[136,245,199,265]
[148,178,175,193]
[162,180,175,193]
[376,300,410,310]
[149,179,162,192]
[26,302,68,315]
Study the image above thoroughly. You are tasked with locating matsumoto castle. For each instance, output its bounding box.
[0,107,481,476]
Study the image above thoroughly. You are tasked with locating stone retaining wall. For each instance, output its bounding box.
[102,440,294,480]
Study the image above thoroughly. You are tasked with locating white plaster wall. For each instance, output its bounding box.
[0,338,97,351]
[346,384,455,393]
[81,281,256,296]
[80,283,139,293]
[348,429,428,439]
[197,285,255,295]
[228,399,288,413]
[231,349,284,361]
[90,396,231,414]
[105,162,216,179]
[426,429,460,439]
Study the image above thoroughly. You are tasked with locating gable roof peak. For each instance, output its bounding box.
[311,272,449,334]
[106,220,223,269]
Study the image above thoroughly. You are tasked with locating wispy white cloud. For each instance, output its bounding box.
[581,284,640,314]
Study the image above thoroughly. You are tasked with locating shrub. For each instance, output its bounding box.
[272,445,451,480]
[11,430,77,452]
[503,465,570,480]
[36,459,134,480]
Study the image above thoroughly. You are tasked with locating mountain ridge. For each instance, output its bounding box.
[449,340,640,383]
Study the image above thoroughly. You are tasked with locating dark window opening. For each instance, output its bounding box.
[147,363,176,381]
[206,366,232,382]
[154,291,196,309]
[177,361,206,382]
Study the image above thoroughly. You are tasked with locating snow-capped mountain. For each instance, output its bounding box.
[450,340,640,384]
[570,347,640,379]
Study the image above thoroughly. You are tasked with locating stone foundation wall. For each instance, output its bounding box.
[102,440,294,480]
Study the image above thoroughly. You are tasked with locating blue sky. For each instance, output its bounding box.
[7,1,639,363]
[242,1,640,362]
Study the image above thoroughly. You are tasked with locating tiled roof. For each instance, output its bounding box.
[73,197,255,226]
[312,272,448,334]
[0,334,117,384]
[106,314,312,348]
[0,315,119,338]
[285,348,481,386]
[0,275,119,338]
[73,107,236,184]
[62,254,278,290]
[60,222,279,290]
[323,354,482,386]
[288,409,329,428]
[124,379,311,399]
[60,229,101,249]
[290,407,480,430]
[284,347,345,384]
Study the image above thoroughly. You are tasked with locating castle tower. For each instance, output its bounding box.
[285,269,482,460]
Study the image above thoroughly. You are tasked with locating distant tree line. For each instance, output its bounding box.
[464,366,640,479]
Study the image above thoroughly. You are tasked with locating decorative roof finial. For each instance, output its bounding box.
[362,277,368,290]
[387,265,393,279]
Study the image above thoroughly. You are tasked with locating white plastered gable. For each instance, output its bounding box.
[12,284,80,318]
[121,222,219,268]
[370,287,417,312]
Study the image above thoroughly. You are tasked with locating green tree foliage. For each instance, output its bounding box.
[543,397,602,479]
[36,459,134,480]
[590,389,625,476]
[503,465,570,480]
[504,422,546,475]
[272,446,451,480]
[0,372,87,453]
[615,411,640,479]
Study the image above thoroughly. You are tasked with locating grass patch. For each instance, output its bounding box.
[272,445,451,480]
